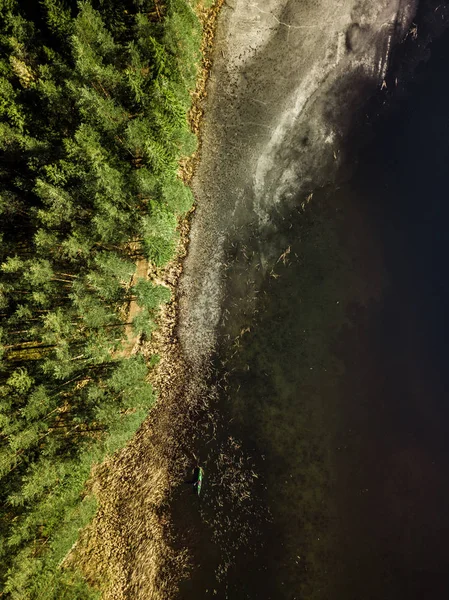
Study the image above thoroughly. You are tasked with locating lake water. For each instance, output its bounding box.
[171,7,449,600]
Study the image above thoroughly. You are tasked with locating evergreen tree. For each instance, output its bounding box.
[140,205,178,265]
[41,0,73,40]
[0,0,204,595]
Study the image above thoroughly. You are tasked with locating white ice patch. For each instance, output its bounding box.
[251,0,416,225]
[252,37,346,224]
[180,0,418,368]
[225,0,290,71]
[325,131,336,145]
[253,63,328,199]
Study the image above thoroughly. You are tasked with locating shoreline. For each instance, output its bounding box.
[66,2,226,598]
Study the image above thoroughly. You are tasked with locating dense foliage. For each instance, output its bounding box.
[0,0,201,596]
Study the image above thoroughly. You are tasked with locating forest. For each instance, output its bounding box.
[0,0,202,597]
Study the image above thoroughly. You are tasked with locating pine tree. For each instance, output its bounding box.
[0,0,203,594]
[139,205,178,265]
[133,277,170,310]
[40,0,73,39]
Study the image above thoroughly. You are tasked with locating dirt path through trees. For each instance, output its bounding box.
[123,258,149,355]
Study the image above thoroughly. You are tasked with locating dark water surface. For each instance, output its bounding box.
[173,15,449,600]
[329,25,449,599]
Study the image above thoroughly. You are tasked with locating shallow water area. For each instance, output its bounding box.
[170,2,449,599]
